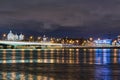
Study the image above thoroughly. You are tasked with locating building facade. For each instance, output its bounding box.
[94,39,112,46]
[7,30,24,41]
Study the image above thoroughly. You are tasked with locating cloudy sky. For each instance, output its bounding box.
[0,0,120,38]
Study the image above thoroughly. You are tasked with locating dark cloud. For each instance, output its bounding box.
[0,0,119,38]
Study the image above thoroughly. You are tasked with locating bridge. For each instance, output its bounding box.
[0,41,63,49]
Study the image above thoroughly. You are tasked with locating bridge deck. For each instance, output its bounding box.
[0,41,63,46]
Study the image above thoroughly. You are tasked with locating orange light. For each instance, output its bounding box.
[30,36,33,39]
[3,34,6,37]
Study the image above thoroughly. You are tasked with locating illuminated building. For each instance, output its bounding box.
[19,33,24,40]
[7,30,24,41]
[112,35,120,45]
[94,39,112,46]
[117,35,120,44]
[42,35,47,42]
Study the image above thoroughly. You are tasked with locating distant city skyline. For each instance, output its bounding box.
[0,30,119,40]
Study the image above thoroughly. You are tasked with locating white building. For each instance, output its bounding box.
[7,30,24,41]
[7,30,14,40]
[94,39,112,46]
[43,35,47,42]
[19,33,24,40]
[14,34,19,40]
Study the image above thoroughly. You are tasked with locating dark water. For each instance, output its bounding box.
[0,48,120,80]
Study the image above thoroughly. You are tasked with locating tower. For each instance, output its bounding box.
[43,35,47,42]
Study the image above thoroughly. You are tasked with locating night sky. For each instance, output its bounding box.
[0,0,120,39]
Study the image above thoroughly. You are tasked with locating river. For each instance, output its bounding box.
[0,48,119,80]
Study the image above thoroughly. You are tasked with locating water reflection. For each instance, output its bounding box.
[95,49,120,64]
[1,48,120,64]
[94,66,112,80]
[0,71,54,80]
[0,48,119,79]
[113,49,117,64]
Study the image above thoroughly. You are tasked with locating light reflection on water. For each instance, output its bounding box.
[0,48,119,80]
[1,71,54,80]
[95,49,120,64]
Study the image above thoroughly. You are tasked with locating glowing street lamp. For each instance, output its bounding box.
[69,40,72,44]
[37,37,41,40]
[30,36,33,39]
[2,34,6,40]
[29,36,33,41]
[76,40,79,45]
[3,34,6,37]
[76,40,79,43]
[37,37,41,42]
[89,37,93,41]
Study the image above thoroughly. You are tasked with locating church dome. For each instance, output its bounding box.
[7,30,15,40]
[43,35,47,42]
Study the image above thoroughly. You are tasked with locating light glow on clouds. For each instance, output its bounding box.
[0,0,119,37]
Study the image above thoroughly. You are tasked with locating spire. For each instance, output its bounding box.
[43,35,47,42]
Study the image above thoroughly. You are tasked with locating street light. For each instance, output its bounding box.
[89,37,93,41]
[37,37,41,40]
[76,40,79,45]
[3,34,6,37]
[29,36,33,41]
[37,37,41,42]
[30,36,33,39]
[2,34,6,40]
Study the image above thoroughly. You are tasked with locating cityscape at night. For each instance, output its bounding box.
[0,0,120,80]
[0,30,120,49]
